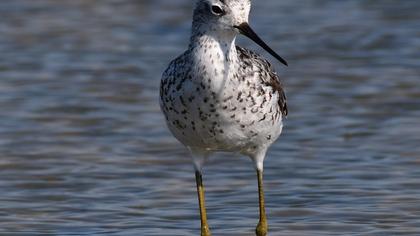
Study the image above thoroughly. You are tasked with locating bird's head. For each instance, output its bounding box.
[193,0,288,66]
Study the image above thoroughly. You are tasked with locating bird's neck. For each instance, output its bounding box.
[190,32,238,60]
[188,30,239,90]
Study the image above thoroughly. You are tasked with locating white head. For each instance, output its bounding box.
[192,0,288,66]
[193,0,251,33]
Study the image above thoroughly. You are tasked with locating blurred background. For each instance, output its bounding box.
[0,0,419,235]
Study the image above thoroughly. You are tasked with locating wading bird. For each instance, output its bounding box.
[160,0,288,235]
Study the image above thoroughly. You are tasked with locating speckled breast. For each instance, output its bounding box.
[160,59,283,154]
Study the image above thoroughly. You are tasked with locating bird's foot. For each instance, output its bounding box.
[201,224,211,236]
[256,220,268,236]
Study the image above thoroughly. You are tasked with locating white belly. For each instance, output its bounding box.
[161,78,283,156]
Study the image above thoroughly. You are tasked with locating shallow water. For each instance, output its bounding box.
[0,0,420,235]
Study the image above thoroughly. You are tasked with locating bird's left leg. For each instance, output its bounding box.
[251,151,268,236]
[255,168,268,236]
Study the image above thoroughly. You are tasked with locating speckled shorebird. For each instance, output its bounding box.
[160,0,288,235]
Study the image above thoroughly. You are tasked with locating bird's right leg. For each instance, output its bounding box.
[195,171,211,236]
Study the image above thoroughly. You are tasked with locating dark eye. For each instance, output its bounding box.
[211,5,225,16]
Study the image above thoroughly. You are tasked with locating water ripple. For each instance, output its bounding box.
[0,0,419,235]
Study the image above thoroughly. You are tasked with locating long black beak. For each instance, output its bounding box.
[235,23,288,66]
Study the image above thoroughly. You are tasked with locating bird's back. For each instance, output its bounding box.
[235,46,288,117]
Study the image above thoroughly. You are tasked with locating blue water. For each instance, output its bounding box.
[0,0,419,235]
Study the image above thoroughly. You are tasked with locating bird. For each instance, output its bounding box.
[159,0,288,235]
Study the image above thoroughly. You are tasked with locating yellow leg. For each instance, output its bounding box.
[195,171,211,236]
[256,169,268,236]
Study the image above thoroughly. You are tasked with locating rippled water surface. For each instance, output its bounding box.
[1,0,420,235]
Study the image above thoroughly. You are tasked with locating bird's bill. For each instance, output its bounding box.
[235,23,288,66]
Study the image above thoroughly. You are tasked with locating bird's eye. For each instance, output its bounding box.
[211,5,225,16]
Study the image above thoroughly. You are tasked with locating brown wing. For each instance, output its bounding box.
[236,46,288,117]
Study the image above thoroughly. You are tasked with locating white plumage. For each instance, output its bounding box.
[159,1,288,235]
